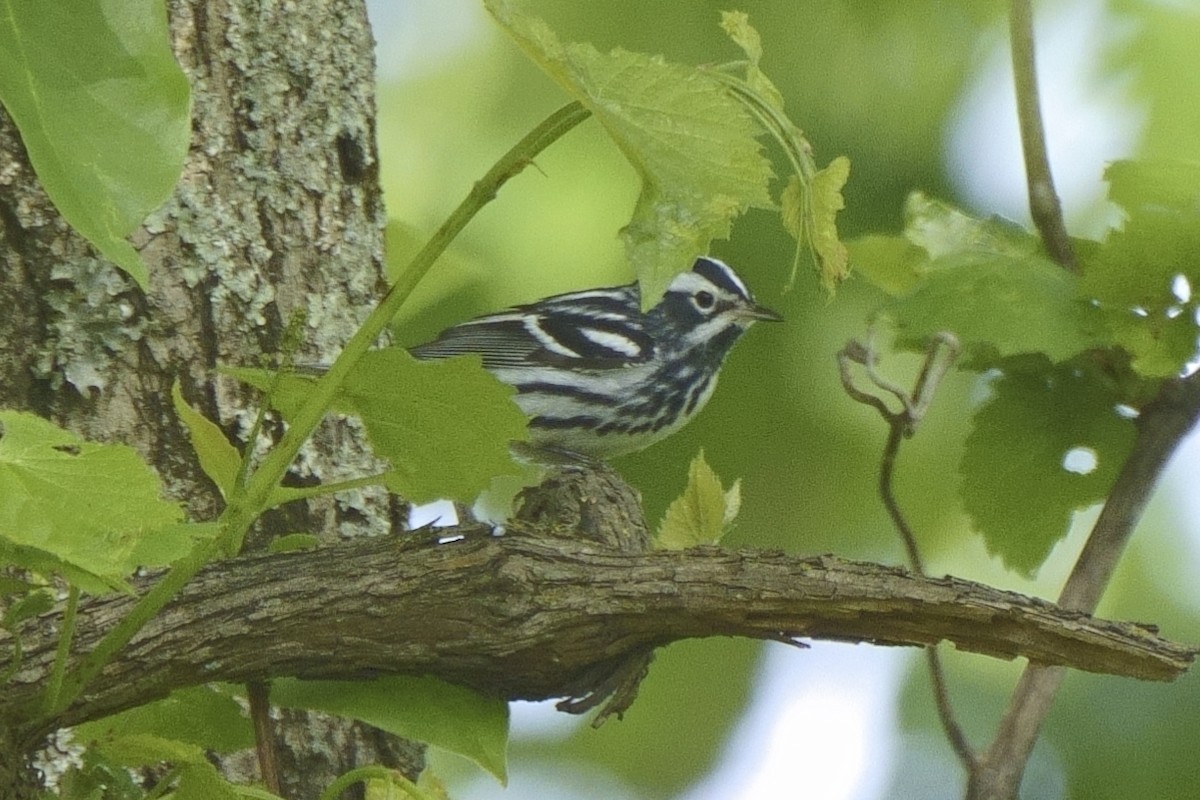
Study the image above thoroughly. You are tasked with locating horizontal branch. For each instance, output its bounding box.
[5,527,1194,735]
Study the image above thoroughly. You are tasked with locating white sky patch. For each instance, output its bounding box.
[685,644,905,800]
[945,0,1144,238]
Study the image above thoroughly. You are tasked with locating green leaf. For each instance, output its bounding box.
[1079,160,1200,377]
[879,194,1098,365]
[271,676,509,783]
[809,156,852,290]
[656,450,741,550]
[94,732,207,767]
[173,763,240,800]
[847,234,927,296]
[0,0,190,288]
[127,521,221,567]
[224,354,528,504]
[172,381,241,498]
[0,411,182,592]
[74,686,254,754]
[485,0,773,307]
[218,366,316,421]
[960,362,1135,575]
[341,350,527,504]
[719,10,784,112]
[3,586,53,627]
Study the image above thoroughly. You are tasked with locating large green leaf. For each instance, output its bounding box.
[0,0,191,288]
[74,686,254,754]
[272,676,510,783]
[1079,160,1200,377]
[960,362,1136,575]
[0,411,182,592]
[863,194,1099,365]
[484,0,773,306]
[341,350,528,503]
[225,352,529,505]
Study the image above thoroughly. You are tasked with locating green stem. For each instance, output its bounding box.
[1009,0,1076,271]
[40,584,79,716]
[40,100,591,724]
[264,473,392,506]
[318,765,437,800]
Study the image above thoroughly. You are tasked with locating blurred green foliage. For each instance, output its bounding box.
[376,1,1200,797]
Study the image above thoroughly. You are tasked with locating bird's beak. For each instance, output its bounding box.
[741,302,784,323]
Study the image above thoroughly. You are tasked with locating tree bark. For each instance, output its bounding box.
[4,528,1193,737]
[0,0,417,793]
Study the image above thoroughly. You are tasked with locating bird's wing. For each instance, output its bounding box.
[409,309,655,371]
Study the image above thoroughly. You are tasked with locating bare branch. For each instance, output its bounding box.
[3,529,1193,741]
[1009,0,1077,271]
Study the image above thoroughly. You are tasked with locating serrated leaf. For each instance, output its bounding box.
[719,10,785,113]
[960,363,1135,575]
[1079,161,1200,377]
[903,192,1037,258]
[172,381,241,498]
[75,686,254,754]
[878,194,1098,365]
[888,251,1098,364]
[224,355,529,505]
[810,156,851,290]
[0,0,190,288]
[0,411,183,592]
[341,350,527,504]
[485,0,773,307]
[656,450,741,549]
[1104,159,1200,212]
[271,676,509,783]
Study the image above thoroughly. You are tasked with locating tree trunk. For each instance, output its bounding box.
[0,0,421,793]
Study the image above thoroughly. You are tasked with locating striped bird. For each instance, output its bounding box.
[409,257,781,460]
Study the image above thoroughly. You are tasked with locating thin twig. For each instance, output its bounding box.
[839,334,975,769]
[1009,0,1077,271]
[248,679,283,797]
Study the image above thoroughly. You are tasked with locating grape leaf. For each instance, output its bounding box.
[0,411,182,593]
[272,675,509,783]
[226,354,528,504]
[0,0,190,288]
[960,362,1135,575]
[870,194,1098,364]
[341,350,528,504]
[809,156,852,290]
[656,450,741,550]
[484,0,773,307]
[847,234,927,296]
[1079,160,1200,377]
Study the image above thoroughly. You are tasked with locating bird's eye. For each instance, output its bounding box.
[693,290,716,311]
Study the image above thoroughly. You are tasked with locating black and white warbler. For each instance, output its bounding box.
[409,257,782,459]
